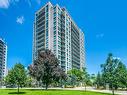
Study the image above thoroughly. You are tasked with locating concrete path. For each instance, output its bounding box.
[45,87,127,95]
[64,87,127,95]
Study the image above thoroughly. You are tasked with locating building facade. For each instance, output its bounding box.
[33,2,85,72]
[80,31,85,70]
[0,39,7,81]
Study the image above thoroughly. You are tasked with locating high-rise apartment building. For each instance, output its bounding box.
[80,31,85,70]
[33,2,85,72]
[0,38,7,81]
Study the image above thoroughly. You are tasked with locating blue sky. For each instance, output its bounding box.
[0,0,127,74]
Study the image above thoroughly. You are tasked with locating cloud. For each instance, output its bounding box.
[113,57,121,60]
[0,0,41,9]
[0,0,33,9]
[0,0,10,9]
[96,33,104,38]
[0,0,20,9]
[16,16,24,24]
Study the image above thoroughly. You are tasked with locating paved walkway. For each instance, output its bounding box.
[63,87,127,95]
[40,87,126,95]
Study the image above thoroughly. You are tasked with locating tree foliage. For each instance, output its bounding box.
[67,68,90,88]
[67,69,81,86]
[100,53,127,95]
[5,63,27,93]
[95,72,103,89]
[28,49,67,90]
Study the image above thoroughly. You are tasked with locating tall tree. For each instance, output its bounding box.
[28,49,66,90]
[81,68,90,91]
[95,72,102,89]
[67,68,89,88]
[5,69,15,87]
[90,74,96,87]
[100,53,127,95]
[115,62,127,89]
[67,69,82,87]
[5,63,27,93]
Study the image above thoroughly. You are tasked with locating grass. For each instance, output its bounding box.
[0,89,114,95]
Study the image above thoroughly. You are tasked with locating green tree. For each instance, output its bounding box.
[67,69,83,87]
[101,53,118,95]
[26,76,33,87]
[28,49,66,90]
[90,74,96,87]
[5,69,15,87]
[100,53,127,95]
[67,69,77,87]
[81,68,90,91]
[67,68,89,88]
[5,63,27,93]
[115,62,127,89]
[95,72,102,89]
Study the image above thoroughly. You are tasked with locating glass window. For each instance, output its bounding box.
[54,31,56,34]
[54,13,56,17]
[46,5,48,12]
[46,13,48,18]
[46,22,48,27]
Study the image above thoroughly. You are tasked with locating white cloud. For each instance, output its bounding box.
[96,33,104,38]
[16,16,24,24]
[0,0,10,9]
[0,0,41,9]
[0,0,20,9]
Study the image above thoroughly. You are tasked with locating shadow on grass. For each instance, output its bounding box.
[8,92,26,94]
[27,89,64,91]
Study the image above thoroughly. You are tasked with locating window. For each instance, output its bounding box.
[54,13,56,17]
[54,31,56,35]
[46,22,48,28]
[46,5,48,12]
[46,13,48,18]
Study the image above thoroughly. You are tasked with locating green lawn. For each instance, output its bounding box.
[0,89,114,95]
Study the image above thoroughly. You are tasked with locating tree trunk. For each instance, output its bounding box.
[18,84,19,93]
[60,79,62,88]
[45,83,48,90]
[112,89,114,95]
[85,83,86,91]
[112,84,115,95]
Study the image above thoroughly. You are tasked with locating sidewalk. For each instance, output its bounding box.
[67,87,127,95]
